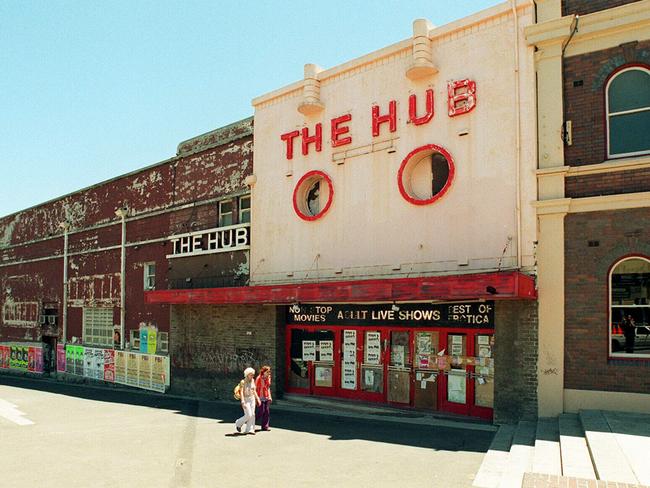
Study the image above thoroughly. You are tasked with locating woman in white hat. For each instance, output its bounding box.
[235,367,261,434]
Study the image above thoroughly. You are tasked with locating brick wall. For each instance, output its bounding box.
[565,209,650,393]
[563,41,650,167]
[169,304,279,400]
[494,300,539,424]
[563,0,642,17]
[565,167,650,198]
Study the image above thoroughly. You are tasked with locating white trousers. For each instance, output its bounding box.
[235,398,256,433]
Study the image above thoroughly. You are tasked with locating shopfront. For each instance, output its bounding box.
[285,302,495,419]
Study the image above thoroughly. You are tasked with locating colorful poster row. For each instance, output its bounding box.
[64,345,169,393]
[0,344,43,373]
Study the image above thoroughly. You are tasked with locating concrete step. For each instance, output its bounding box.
[472,424,516,488]
[579,409,638,484]
[558,413,596,480]
[532,417,561,476]
[601,410,650,486]
[498,420,537,488]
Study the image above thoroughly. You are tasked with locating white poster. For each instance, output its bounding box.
[302,340,316,361]
[343,330,356,360]
[448,371,467,404]
[319,340,333,362]
[342,330,357,389]
[365,332,381,364]
[391,345,405,368]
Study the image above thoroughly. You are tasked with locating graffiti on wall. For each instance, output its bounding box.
[172,344,262,373]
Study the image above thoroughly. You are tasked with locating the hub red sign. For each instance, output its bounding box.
[280,81,477,160]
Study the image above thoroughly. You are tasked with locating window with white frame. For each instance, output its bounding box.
[219,199,233,226]
[606,66,650,158]
[144,262,156,290]
[239,195,250,224]
[610,256,650,357]
[82,307,114,347]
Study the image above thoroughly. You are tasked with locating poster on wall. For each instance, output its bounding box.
[365,332,381,365]
[147,329,157,355]
[126,353,138,387]
[151,356,166,393]
[20,347,28,370]
[28,347,35,372]
[447,371,467,404]
[137,354,151,389]
[302,341,316,361]
[0,346,9,369]
[74,346,84,376]
[83,348,94,379]
[115,351,126,384]
[34,347,43,373]
[94,349,104,380]
[103,349,115,383]
[140,328,149,353]
[57,344,66,372]
[342,330,357,390]
[319,340,333,362]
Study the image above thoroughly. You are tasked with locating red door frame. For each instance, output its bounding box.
[285,323,494,420]
[437,327,494,420]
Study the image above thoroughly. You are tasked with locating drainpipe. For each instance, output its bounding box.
[511,0,523,269]
[59,221,70,344]
[115,206,129,349]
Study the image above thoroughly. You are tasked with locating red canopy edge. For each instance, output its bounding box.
[145,271,537,305]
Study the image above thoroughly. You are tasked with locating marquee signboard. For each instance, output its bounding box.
[286,302,494,328]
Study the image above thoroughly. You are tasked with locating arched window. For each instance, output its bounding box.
[606,66,650,158]
[610,256,650,356]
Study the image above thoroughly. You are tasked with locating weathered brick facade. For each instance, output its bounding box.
[563,41,650,167]
[565,208,650,394]
[562,0,643,17]
[0,118,253,348]
[494,300,539,423]
[169,304,279,399]
[566,167,650,198]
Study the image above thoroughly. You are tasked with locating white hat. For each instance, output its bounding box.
[244,367,255,377]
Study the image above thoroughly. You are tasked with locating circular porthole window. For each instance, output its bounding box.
[292,170,334,221]
[397,144,455,205]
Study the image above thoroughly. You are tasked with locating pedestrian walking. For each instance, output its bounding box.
[235,367,260,435]
[255,365,273,431]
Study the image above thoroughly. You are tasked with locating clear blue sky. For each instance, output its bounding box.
[0,1,501,218]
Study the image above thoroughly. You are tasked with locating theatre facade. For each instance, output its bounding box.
[148,0,539,422]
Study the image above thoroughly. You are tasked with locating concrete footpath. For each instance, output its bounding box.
[0,373,495,488]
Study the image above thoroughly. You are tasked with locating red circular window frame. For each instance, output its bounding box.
[397,144,455,206]
[292,170,334,221]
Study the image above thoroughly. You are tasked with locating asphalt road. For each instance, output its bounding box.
[0,375,494,488]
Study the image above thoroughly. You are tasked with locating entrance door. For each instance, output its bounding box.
[387,330,412,404]
[358,329,387,402]
[439,330,494,419]
[286,327,339,397]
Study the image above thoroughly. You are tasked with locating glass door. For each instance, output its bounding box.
[311,330,337,396]
[440,332,469,415]
[413,330,439,410]
[472,333,495,418]
[358,329,387,402]
[387,330,412,404]
[338,329,359,399]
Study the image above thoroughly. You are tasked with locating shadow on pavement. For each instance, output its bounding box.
[0,373,493,453]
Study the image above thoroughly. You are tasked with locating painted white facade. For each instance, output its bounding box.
[251,1,537,285]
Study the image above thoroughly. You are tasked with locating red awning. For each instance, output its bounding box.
[145,271,536,305]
